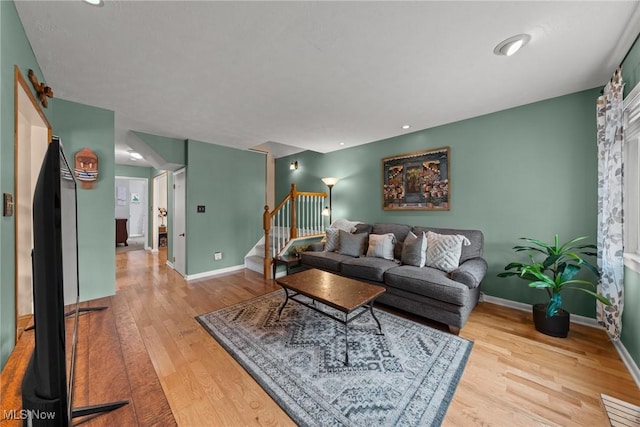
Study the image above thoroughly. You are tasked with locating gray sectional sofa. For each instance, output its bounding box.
[300,223,487,334]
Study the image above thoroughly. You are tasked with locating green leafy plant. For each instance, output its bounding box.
[498,235,611,317]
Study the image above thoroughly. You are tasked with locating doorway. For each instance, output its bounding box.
[152,172,168,252]
[14,67,51,341]
[115,176,149,252]
[173,168,186,276]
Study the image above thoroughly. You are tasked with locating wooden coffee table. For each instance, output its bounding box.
[275,268,386,365]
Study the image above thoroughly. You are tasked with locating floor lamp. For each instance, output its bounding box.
[321,177,339,224]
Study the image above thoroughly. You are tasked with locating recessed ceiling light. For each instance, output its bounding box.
[494,34,531,56]
[402,125,411,130]
[83,0,104,6]
[339,142,345,146]
[130,152,143,160]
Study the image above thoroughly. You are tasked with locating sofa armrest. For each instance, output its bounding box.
[308,241,325,252]
[449,258,488,289]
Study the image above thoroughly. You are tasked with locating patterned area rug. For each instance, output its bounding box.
[196,290,472,426]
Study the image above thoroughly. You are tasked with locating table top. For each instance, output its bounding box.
[276,268,386,313]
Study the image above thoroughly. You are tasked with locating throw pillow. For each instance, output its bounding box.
[330,219,361,233]
[425,231,470,273]
[401,231,427,267]
[338,230,368,257]
[366,233,396,260]
[324,228,340,252]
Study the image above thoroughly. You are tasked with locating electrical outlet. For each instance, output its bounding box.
[214,251,222,261]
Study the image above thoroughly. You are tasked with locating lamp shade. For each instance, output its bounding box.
[322,206,330,216]
[321,177,339,187]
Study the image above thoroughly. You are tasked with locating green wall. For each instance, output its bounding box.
[0,0,50,368]
[185,139,265,275]
[133,131,186,167]
[50,99,116,302]
[277,88,601,318]
[623,34,640,98]
[622,268,640,367]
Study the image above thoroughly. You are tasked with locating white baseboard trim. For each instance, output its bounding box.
[613,339,640,389]
[481,293,640,389]
[186,264,245,281]
[480,294,600,328]
[166,260,175,269]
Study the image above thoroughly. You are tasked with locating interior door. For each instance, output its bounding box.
[173,168,187,276]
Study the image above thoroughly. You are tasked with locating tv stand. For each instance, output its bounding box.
[24,306,109,332]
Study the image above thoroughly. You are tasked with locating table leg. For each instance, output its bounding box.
[277,288,290,320]
[369,302,383,335]
[344,313,349,366]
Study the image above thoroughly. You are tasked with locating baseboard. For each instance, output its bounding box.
[481,293,640,389]
[166,260,175,269]
[613,339,640,389]
[480,294,600,328]
[185,264,245,281]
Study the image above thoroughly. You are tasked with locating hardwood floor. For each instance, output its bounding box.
[3,248,640,426]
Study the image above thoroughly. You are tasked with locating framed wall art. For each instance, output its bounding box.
[382,147,450,211]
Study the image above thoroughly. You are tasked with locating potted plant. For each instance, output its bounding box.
[498,235,611,337]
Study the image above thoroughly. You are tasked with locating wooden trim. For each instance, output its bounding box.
[13,66,52,344]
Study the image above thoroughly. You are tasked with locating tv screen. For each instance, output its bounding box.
[21,136,79,426]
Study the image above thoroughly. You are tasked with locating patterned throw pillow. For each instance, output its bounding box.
[401,231,427,267]
[324,228,340,252]
[425,231,470,273]
[338,230,369,257]
[366,233,396,260]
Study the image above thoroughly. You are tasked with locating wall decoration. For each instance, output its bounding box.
[130,193,140,203]
[74,148,99,189]
[28,69,53,108]
[382,147,450,210]
[3,193,14,216]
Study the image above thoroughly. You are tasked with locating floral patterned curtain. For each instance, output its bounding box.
[596,67,624,339]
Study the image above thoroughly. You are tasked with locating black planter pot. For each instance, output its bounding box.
[532,303,570,338]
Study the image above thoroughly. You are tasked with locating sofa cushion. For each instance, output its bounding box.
[341,257,398,282]
[338,230,368,257]
[401,231,427,267]
[384,265,470,306]
[300,251,354,272]
[354,223,373,234]
[324,228,340,252]
[330,219,361,233]
[372,223,411,259]
[366,233,396,260]
[425,231,470,273]
[412,226,483,263]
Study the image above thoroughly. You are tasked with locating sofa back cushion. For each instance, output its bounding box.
[338,230,369,257]
[366,233,396,260]
[412,226,484,263]
[372,223,411,259]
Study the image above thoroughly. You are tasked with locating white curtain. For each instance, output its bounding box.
[596,67,624,339]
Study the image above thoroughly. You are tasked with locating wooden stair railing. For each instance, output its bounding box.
[263,183,327,279]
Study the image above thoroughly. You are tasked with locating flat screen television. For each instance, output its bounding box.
[21,137,127,426]
[21,136,78,426]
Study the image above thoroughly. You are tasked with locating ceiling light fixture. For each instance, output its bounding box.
[494,34,531,57]
[130,152,143,160]
[83,0,104,6]
[402,125,411,130]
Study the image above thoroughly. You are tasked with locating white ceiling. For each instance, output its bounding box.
[15,1,640,167]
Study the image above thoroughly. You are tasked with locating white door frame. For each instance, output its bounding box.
[173,168,187,276]
[14,67,51,342]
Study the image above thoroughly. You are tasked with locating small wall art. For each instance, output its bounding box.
[74,148,99,189]
[382,147,450,211]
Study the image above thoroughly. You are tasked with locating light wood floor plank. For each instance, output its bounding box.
[4,248,640,426]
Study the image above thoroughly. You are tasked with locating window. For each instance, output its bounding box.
[624,81,640,272]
